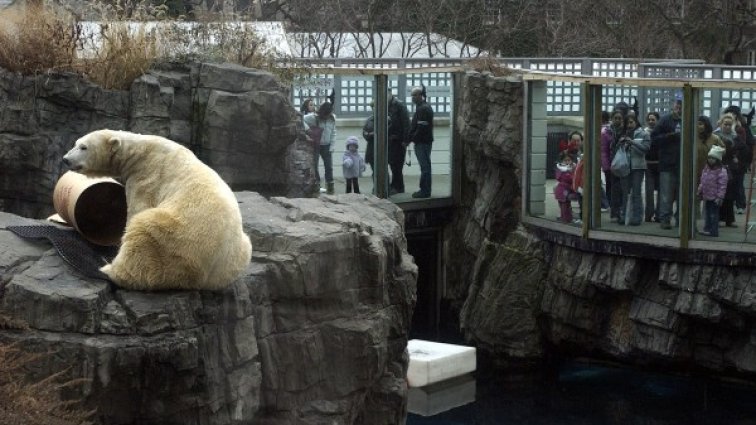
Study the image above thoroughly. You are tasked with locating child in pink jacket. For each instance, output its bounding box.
[697,145,729,237]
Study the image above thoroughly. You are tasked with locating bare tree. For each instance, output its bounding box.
[258,0,756,63]
[556,0,756,63]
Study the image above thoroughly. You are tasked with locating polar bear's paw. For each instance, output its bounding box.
[100,263,115,280]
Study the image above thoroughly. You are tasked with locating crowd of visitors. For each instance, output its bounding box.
[555,99,756,237]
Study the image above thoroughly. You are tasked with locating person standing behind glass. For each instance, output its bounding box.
[300,98,316,145]
[698,146,728,237]
[407,86,434,199]
[304,101,337,195]
[602,109,625,221]
[644,112,660,222]
[342,136,366,194]
[362,101,375,175]
[695,115,725,225]
[599,111,611,211]
[619,114,650,226]
[695,116,724,195]
[651,98,682,230]
[722,105,754,214]
[388,94,410,195]
[300,98,316,116]
[714,113,743,227]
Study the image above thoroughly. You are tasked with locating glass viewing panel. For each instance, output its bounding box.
[527,79,756,246]
[294,71,453,202]
[595,84,684,237]
[385,72,453,202]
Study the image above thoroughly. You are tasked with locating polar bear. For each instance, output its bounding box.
[62,129,252,291]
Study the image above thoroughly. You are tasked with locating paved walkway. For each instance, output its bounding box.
[324,173,451,202]
[540,179,755,244]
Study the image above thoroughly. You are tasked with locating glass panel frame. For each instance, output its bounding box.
[524,76,756,249]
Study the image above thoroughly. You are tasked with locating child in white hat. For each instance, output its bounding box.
[342,136,366,193]
[697,145,728,236]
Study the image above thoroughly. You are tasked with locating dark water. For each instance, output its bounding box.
[406,361,756,425]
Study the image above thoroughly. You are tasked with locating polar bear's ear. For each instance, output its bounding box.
[106,136,121,152]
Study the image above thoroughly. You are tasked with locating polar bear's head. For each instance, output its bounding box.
[63,130,123,176]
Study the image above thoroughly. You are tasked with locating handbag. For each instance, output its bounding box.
[610,145,631,177]
[307,119,323,147]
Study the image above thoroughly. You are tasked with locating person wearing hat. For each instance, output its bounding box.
[342,136,366,194]
[695,115,725,221]
[695,116,725,185]
[697,145,728,237]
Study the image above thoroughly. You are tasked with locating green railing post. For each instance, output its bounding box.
[451,72,463,205]
[374,74,389,198]
[679,84,696,248]
[587,83,603,232]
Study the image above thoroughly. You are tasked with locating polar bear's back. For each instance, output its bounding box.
[102,130,252,290]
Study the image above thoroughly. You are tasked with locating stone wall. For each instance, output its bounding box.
[0,193,415,425]
[0,62,316,219]
[449,70,756,379]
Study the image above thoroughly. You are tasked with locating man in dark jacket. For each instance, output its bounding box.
[407,86,434,198]
[651,98,682,229]
[362,102,375,174]
[387,94,410,195]
[723,105,755,213]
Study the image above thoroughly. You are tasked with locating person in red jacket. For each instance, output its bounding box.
[555,151,581,224]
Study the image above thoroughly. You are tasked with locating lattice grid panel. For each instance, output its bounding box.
[531,61,582,114]
[339,77,373,113]
[719,69,756,117]
[293,73,334,112]
[405,72,453,114]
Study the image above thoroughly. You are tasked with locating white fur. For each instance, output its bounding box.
[63,129,252,291]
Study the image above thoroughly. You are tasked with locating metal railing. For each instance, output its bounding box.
[288,57,756,119]
[290,58,459,117]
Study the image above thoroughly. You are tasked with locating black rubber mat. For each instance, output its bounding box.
[7,225,117,281]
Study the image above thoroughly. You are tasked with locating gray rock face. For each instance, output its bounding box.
[459,230,545,365]
[451,70,756,379]
[538,244,756,375]
[0,194,416,425]
[0,63,316,219]
[446,71,524,316]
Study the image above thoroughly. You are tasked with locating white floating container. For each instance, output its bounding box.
[407,339,476,387]
[407,374,476,416]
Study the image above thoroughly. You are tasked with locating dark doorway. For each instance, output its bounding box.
[407,230,439,340]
